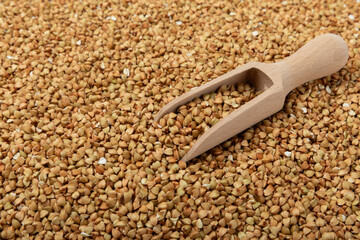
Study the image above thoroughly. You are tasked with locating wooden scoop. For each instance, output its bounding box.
[154,34,348,162]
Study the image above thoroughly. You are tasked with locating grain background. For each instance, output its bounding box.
[0,0,360,239]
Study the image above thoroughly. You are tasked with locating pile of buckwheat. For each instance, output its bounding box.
[0,0,360,239]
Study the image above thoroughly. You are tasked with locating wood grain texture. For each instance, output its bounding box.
[154,34,349,162]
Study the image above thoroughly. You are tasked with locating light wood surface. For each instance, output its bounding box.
[154,34,349,162]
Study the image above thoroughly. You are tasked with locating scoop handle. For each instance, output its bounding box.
[277,34,348,92]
